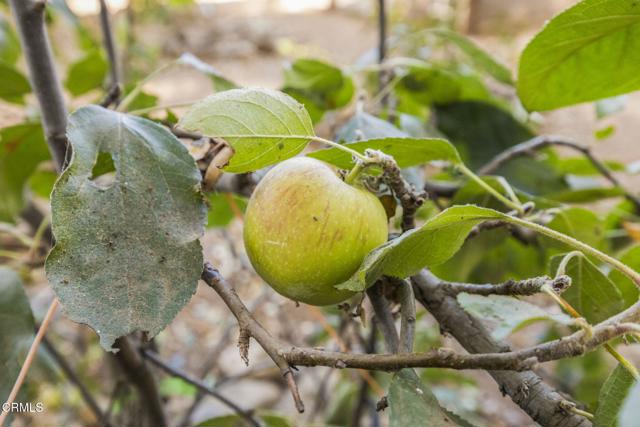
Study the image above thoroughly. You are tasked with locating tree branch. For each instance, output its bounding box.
[439,275,571,296]
[8,0,69,171]
[366,282,400,353]
[98,0,122,107]
[201,263,306,413]
[112,337,167,427]
[397,280,416,353]
[142,349,261,427]
[477,135,640,212]
[412,270,592,427]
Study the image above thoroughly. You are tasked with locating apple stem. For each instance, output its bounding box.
[345,161,366,185]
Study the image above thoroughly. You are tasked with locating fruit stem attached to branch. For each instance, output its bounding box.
[457,164,525,214]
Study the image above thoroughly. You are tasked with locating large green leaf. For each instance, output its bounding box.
[45,105,206,351]
[544,207,606,253]
[177,53,237,92]
[179,88,315,173]
[594,364,636,427]
[549,253,624,324]
[64,49,108,96]
[427,29,513,85]
[0,62,30,104]
[0,12,21,65]
[458,293,573,341]
[336,205,507,291]
[518,0,640,111]
[0,123,48,222]
[0,267,35,407]
[609,245,640,309]
[308,137,461,170]
[389,369,460,427]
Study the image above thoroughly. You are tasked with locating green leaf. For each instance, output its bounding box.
[517,0,640,111]
[336,205,507,291]
[308,137,461,170]
[0,12,21,65]
[595,125,616,140]
[64,49,108,96]
[594,364,636,427]
[177,53,237,92]
[0,267,35,407]
[45,105,207,351]
[427,29,513,84]
[609,245,640,309]
[547,187,626,203]
[159,377,197,398]
[396,65,492,106]
[457,293,574,341]
[620,381,640,427]
[207,192,247,228]
[28,168,57,200]
[282,58,354,122]
[0,123,49,222]
[0,62,30,104]
[179,88,315,173]
[388,369,460,427]
[549,253,624,324]
[544,207,606,252]
[336,110,407,142]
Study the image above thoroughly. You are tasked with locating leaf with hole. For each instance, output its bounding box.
[308,137,461,170]
[388,369,462,427]
[458,293,574,341]
[45,105,207,351]
[179,88,315,173]
[518,0,640,111]
[0,267,35,410]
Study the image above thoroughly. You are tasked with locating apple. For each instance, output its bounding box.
[243,157,388,306]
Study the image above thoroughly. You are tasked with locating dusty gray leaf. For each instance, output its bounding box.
[46,105,206,351]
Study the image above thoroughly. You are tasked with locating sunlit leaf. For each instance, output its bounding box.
[0,62,30,104]
[179,88,315,173]
[518,0,640,111]
[45,105,206,350]
[64,49,108,96]
[0,12,21,65]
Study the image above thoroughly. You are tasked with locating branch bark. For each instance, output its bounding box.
[98,0,122,107]
[478,135,640,211]
[412,270,592,427]
[8,0,69,171]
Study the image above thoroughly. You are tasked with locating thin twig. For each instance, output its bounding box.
[0,299,59,426]
[142,349,261,427]
[98,0,121,107]
[478,135,640,212]
[41,335,108,425]
[201,263,306,413]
